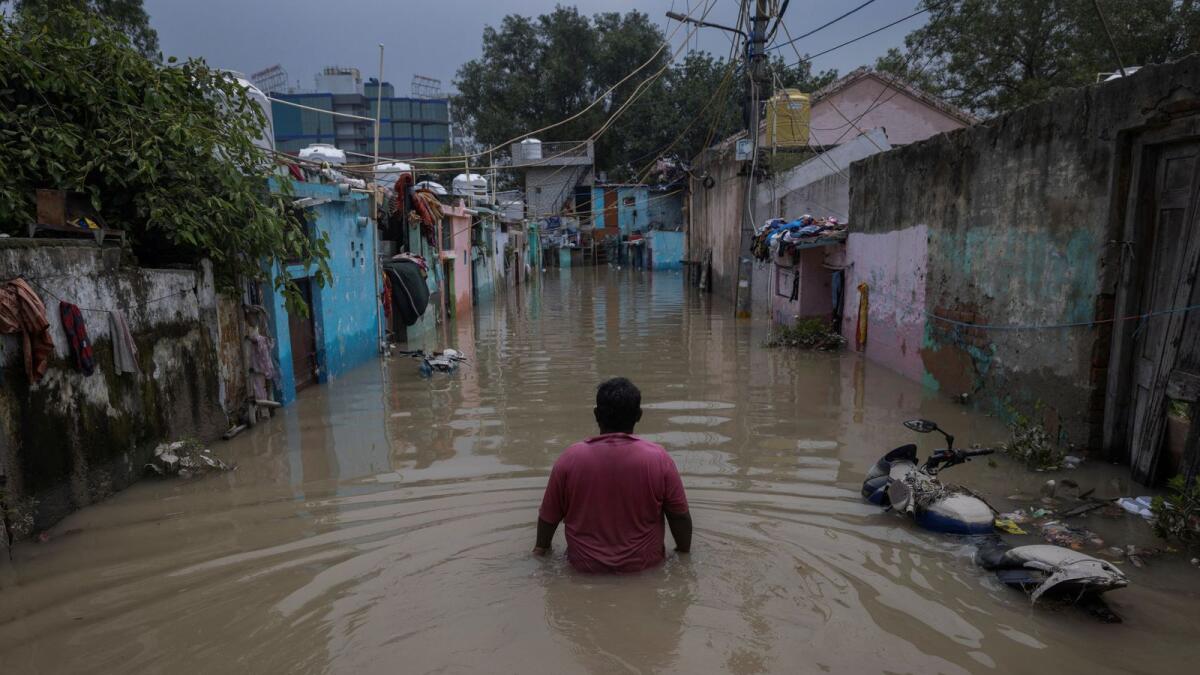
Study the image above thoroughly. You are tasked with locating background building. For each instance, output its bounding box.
[269,66,450,159]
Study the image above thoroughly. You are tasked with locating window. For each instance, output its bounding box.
[775,264,797,299]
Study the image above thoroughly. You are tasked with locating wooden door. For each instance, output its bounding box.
[1129,142,1200,481]
[288,277,318,391]
[603,189,618,233]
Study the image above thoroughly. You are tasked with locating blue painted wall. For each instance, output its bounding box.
[592,186,682,235]
[648,230,684,269]
[267,180,379,405]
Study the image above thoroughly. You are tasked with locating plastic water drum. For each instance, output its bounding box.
[766,89,810,148]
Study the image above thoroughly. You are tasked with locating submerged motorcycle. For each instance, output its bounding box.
[396,348,467,378]
[862,419,1128,610]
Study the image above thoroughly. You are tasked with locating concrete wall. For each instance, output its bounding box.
[525,165,591,221]
[688,144,744,301]
[847,56,1200,451]
[268,182,379,404]
[810,74,969,147]
[648,191,685,231]
[0,242,227,535]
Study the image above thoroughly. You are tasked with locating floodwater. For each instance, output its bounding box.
[1,269,1198,674]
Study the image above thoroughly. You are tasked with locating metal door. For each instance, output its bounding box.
[288,277,318,391]
[1129,142,1200,481]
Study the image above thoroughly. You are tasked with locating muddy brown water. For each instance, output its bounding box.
[1,269,1198,674]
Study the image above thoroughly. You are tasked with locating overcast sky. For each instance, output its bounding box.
[144,0,928,96]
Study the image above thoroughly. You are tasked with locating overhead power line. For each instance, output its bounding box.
[768,0,879,52]
[785,3,940,68]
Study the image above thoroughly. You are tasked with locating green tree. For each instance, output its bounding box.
[0,9,328,309]
[5,0,159,57]
[904,0,1200,116]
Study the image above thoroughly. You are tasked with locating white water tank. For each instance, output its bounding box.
[299,143,346,166]
[452,173,487,202]
[415,180,447,196]
[376,161,413,186]
[225,71,275,154]
[519,138,542,161]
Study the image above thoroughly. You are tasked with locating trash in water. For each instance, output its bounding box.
[1063,455,1083,469]
[995,518,1028,535]
[1116,496,1154,520]
[999,509,1030,524]
[1124,545,1163,568]
[145,440,234,477]
[1040,480,1057,500]
[1041,520,1105,550]
[1030,507,1052,519]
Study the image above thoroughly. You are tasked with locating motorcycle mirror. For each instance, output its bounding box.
[903,419,939,433]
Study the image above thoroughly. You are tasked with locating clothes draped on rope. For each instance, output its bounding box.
[0,278,54,382]
[109,309,139,374]
[59,301,95,376]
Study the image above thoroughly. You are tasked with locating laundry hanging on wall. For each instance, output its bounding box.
[0,278,54,382]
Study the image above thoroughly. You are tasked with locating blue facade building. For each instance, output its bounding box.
[266,180,380,404]
[270,78,450,159]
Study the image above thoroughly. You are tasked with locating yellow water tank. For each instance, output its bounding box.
[766,89,811,148]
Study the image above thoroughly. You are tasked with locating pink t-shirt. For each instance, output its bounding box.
[539,433,689,573]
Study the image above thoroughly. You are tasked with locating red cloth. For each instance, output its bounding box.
[0,279,54,382]
[380,274,392,319]
[539,433,689,574]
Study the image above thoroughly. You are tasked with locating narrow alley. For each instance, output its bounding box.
[1,269,1195,674]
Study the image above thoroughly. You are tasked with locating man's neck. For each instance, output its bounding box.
[598,429,635,436]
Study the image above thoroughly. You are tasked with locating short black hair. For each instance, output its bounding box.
[595,377,642,432]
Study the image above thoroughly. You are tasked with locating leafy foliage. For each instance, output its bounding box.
[764,318,845,351]
[901,0,1200,116]
[0,10,329,309]
[1152,475,1200,553]
[1000,417,1065,470]
[452,8,835,178]
[6,0,159,57]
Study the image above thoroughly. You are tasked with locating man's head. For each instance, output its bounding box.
[594,377,642,434]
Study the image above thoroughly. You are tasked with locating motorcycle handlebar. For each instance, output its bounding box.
[959,448,995,458]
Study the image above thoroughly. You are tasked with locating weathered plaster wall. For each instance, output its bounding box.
[834,226,928,383]
[848,56,1200,449]
[0,242,226,534]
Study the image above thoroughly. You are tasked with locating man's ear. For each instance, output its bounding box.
[594,406,602,425]
[635,409,643,424]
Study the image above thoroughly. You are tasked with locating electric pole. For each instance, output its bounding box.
[734,0,771,317]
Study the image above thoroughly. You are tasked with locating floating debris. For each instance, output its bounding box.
[1041,521,1105,550]
[145,440,234,477]
[995,518,1028,535]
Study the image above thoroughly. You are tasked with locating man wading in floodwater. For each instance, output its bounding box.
[533,377,692,573]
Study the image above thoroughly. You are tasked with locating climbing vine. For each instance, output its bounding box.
[0,9,329,309]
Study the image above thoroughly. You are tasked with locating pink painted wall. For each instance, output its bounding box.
[809,76,968,147]
[443,201,473,313]
[830,225,928,382]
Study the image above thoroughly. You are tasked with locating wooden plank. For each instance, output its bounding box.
[1166,369,1200,402]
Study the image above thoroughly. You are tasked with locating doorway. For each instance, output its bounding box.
[288,277,319,392]
[1110,136,1200,483]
